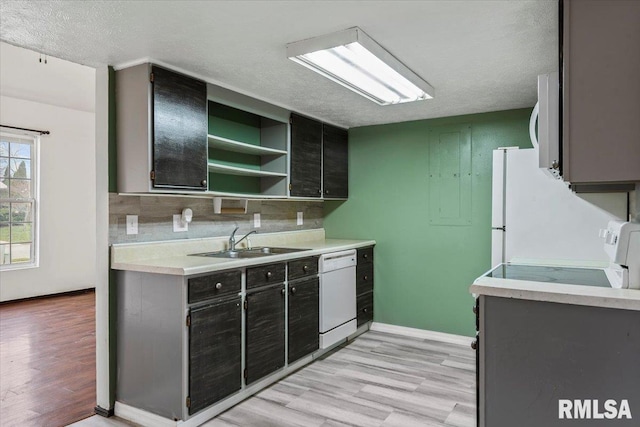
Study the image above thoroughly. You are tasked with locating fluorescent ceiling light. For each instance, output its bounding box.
[287,27,434,106]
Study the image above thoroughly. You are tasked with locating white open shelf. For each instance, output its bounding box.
[208,134,287,156]
[207,162,287,178]
[208,191,287,199]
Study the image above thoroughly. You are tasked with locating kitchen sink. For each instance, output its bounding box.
[251,246,309,254]
[190,247,309,259]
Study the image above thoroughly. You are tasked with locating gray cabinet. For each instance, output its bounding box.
[562,0,640,185]
[116,63,208,193]
[478,295,640,427]
[116,252,360,422]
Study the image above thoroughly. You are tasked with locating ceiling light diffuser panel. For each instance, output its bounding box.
[287,27,434,105]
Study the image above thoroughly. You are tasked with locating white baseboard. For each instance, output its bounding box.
[114,402,176,427]
[370,322,474,347]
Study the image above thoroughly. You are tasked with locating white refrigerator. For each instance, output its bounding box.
[491,147,627,267]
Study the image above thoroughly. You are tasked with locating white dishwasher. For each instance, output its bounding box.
[318,249,357,349]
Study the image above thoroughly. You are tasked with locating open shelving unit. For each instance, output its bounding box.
[207,101,288,197]
[208,135,287,156]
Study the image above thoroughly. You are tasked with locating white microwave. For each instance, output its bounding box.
[530,71,560,179]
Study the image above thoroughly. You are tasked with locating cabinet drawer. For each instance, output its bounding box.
[357,291,373,326]
[288,257,319,281]
[188,270,241,304]
[246,263,286,290]
[356,264,374,296]
[357,246,374,265]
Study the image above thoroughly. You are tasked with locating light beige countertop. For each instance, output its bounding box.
[470,266,640,311]
[111,229,375,276]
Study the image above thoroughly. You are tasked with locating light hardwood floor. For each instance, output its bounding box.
[74,330,476,427]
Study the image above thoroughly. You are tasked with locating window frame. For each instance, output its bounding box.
[0,131,40,270]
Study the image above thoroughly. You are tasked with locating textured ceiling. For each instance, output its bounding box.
[0,0,558,128]
[0,42,95,112]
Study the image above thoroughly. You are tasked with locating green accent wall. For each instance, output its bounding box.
[324,108,533,337]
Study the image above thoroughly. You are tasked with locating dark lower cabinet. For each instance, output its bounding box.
[288,277,319,364]
[188,297,242,415]
[322,124,348,199]
[151,65,208,191]
[356,291,373,326]
[356,263,374,296]
[356,246,375,326]
[245,284,285,384]
[290,113,322,197]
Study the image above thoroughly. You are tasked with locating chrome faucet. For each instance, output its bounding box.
[228,227,257,251]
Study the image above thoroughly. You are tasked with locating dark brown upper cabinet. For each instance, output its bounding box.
[152,65,208,190]
[289,113,322,198]
[116,63,208,193]
[289,114,349,199]
[322,124,348,199]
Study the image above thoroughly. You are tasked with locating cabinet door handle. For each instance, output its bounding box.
[291,287,296,295]
[318,189,322,194]
[363,275,368,281]
[201,179,207,186]
[281,288,286,296]
[363,308,368,313]
[471,340,478,350]
[363,253,368,259]
[266,271,272,279]
[325,189,330,194]
[303,265,309,272]
[472,305,478,315]
[215,282,222,290]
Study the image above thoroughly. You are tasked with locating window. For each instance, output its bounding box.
[0,132,39,269]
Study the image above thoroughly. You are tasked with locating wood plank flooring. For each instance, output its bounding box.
[69,327,476,427]
[204,331,476,427]
[0,291,97,427]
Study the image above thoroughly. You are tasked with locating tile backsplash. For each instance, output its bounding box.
[109,194,323,244]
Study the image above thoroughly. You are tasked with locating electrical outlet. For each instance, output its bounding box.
[254,213,261,228]
[297,211,303,225]
[173,214,188,232]
[126,215,138,235]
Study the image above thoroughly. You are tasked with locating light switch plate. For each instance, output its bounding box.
[126,215,138,235]
[254,213,261,228]
[173,214,188,232]
[297,211,303,225]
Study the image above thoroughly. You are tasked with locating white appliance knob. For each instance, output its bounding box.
[599,229,608,239]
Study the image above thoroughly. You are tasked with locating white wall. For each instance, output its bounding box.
[0,95,96,301]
